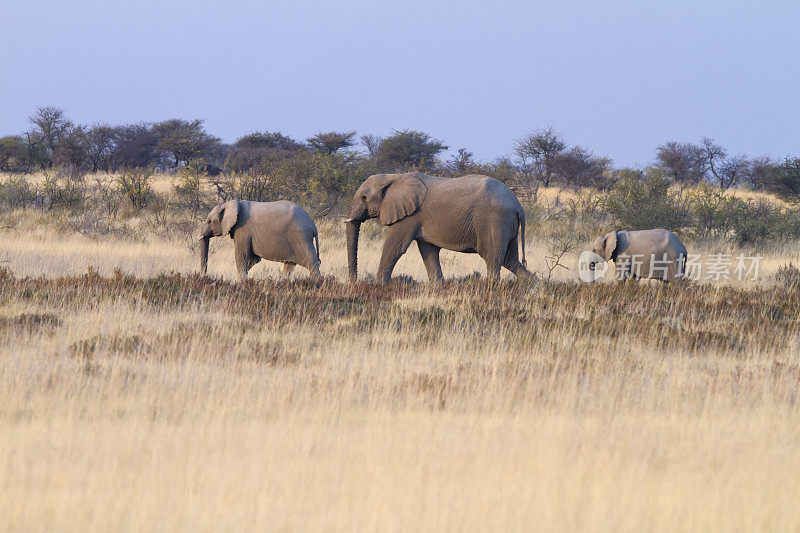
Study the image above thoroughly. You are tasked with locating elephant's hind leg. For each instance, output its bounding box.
[306,262,321,279]
[297,237,321,279]
[478,221,512,282]
[483,251,503,282]
[303,259,321,280]
[502,233,533,280]
[417,240,444,284]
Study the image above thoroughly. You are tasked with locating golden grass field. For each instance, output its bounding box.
[2,177,800,531]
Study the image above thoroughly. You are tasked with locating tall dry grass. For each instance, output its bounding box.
[1,193,800,530]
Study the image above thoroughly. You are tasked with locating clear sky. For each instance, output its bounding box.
[1,1,798,166]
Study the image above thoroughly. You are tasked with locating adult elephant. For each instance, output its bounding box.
[345,172,532,284]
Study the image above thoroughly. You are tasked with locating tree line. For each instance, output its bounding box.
[1,106,799,204]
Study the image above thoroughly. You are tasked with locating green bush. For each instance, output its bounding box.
[118,167,154,209]
[604,168,687,232]
[173,161,212,218]
[375,129,448,172]
[717,198,800,246]
[212,151,376,216]
[727,198,781,245]
[300,151,375,214]
[764,157,800,202]
[687,183,735,238]
[234,170,281,204]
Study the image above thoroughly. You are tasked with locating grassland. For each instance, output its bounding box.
[2,180,800,530]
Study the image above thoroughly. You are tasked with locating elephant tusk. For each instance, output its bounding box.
[343,218,355,223]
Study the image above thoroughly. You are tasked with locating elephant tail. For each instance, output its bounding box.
[519,212,527,267]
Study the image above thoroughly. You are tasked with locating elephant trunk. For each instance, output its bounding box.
[346,220,361,283]
[199,236,210,275]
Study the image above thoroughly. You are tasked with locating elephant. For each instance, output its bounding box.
[589,228,687,281]
[199,200,320,280]
[344,172,533,284]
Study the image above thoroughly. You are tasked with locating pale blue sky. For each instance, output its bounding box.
[1,1,798,166]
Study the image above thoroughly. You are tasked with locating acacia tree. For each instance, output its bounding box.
[360,134,382,157]
[514,126,566,189]
[28,106,74,168]
[0,135,29,172]
[716,154,751,190]
[764,157,800,202]
[552,146,612,189]
[153,119,221,168]
[446,148,474,176]
[111,123,161,170]
[655,141,707,184]
[700,137,754,190]
[743,156,775,190]
[701,137,732,189]
[52,125,90,172]
[307,131,356,154]
[224,131,304,172]
[375,129,448,172]
[85,123,117,173]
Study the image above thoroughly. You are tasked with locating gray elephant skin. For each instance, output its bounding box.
[590,228,687,281]
[200,200,321,280]
[345,172,533,284]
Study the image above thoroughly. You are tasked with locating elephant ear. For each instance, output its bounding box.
[220,200,239,235]
[602,230,618,261]
[378,173,428,226]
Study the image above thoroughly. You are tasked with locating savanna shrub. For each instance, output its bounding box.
[118,167,154,209]
[604,168,687,231]
[764,157,800,202]
[37,169,86,211]
[687,184,740,239]
[776,206,800,240]
[726,198,781,245]
[212,151,376,216]
[230,169,282,204]
[296,151,375,214]
[725,198,800,245]
[173,161,212,217]
[0,175,36,208]
[92,177,124,218]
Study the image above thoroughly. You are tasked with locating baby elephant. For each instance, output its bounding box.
[200,200,320,280]
[590,228,687,281]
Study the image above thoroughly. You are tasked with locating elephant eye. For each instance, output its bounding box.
[361,194,367,201]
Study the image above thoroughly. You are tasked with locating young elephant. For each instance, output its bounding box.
[199,200,320,280]
[590,229,687,281]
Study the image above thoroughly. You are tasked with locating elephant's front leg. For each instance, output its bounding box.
[234,236,259,281]
[417,240,443,284]
[377,225,416,285]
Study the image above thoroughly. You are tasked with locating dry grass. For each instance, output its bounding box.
[2,200,800,531]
